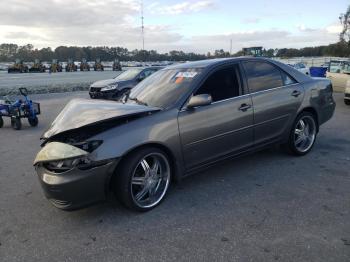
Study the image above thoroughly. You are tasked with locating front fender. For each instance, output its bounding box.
[90,109,185,179]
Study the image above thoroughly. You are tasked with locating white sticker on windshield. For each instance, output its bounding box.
[175,72,198,78]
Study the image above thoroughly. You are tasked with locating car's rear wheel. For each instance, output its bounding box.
[345,99,350,105]
[0,116,3,128]
[287,112,317,156]
[114,147,171,211]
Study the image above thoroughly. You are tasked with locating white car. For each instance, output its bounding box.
[289,63,310,75]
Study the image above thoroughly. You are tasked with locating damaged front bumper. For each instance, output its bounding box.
[34,141,120,210]
[89,89,118,99]
[35,160,119,210]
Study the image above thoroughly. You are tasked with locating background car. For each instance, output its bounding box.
[34,58,335,212]
[289,62,310,75]
[327,60,350,104]
[89,66,163,99]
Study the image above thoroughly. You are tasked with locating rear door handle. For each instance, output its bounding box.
[291,90,301,97]
[239,103,251,112]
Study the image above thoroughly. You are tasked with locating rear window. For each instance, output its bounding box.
[242,61,283,93]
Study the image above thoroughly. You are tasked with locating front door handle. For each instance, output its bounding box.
[239,103,251,112]
[291,90,301,97]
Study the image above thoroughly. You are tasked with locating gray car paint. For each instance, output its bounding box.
[36,57,336,210]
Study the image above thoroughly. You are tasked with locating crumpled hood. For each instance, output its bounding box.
[90,79,131,88]
[42,98,160,139]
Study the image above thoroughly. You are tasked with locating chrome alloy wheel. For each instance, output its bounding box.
[294,115,316,153]
[130,153,171,209]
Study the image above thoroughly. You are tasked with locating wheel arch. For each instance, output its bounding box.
[108,142,181,192]
[299,107,319,132]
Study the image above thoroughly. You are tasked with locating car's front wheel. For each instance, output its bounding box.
[287,112,317,156]
[114,147,171,211]
[344,99,350,105]
[117,88,131,100]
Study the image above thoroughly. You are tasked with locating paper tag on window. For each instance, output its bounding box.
[175,72,198,78]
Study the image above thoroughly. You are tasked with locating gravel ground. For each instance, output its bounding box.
[0,92,349,262]
[0,70,121,96]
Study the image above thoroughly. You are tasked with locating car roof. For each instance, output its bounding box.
[165,57,311,83]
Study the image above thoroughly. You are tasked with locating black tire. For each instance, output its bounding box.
[0,116,3,128]
[345,99,350,105]
[28,116,39,127]
[286,112,317,156]
[114,147,172,212]
[11,117,22,130]
[117,88,131,100]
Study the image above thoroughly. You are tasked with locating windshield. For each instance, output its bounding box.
[115,68,143,81]
[127,68,202,109]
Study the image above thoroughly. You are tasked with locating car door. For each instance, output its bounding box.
[178,64,254,170]
[241,60,304,146]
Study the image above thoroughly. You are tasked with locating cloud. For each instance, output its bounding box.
[5,31,48,40]
[326,24,342,34]
[296,24,318,32]
[241,18,261,24]
[150,1,214,15]
[0,0,342,54]
[0,0,180,50]
[186,26,340,53]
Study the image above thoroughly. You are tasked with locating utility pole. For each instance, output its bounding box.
[230,39,232,55]
[141,0,145,51]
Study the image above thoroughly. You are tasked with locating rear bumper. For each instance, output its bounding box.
[35,159,119,210]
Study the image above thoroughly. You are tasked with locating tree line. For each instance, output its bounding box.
[0,41,349,62]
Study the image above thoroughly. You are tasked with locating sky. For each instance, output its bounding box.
[0,0,347,53]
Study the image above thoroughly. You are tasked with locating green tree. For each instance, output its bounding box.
[340,5,350,43]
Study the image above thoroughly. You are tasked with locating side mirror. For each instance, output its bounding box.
[187,94,212,109]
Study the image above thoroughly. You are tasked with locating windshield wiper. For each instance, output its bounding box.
[128,97,148,106]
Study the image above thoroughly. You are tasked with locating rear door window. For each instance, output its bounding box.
[242,61,283,93]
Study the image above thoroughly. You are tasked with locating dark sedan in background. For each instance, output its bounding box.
[34,57,335,212]
[89,66,163,99]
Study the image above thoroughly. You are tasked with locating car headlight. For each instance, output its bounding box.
[34,141,103,172]
[101,84,118,91]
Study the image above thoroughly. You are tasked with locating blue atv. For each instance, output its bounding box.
[0,88,41,130]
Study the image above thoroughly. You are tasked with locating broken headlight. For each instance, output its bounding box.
[43,157,91,173]
[34,141,103,173]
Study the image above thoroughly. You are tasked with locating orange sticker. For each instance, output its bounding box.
[175,77,184,84]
